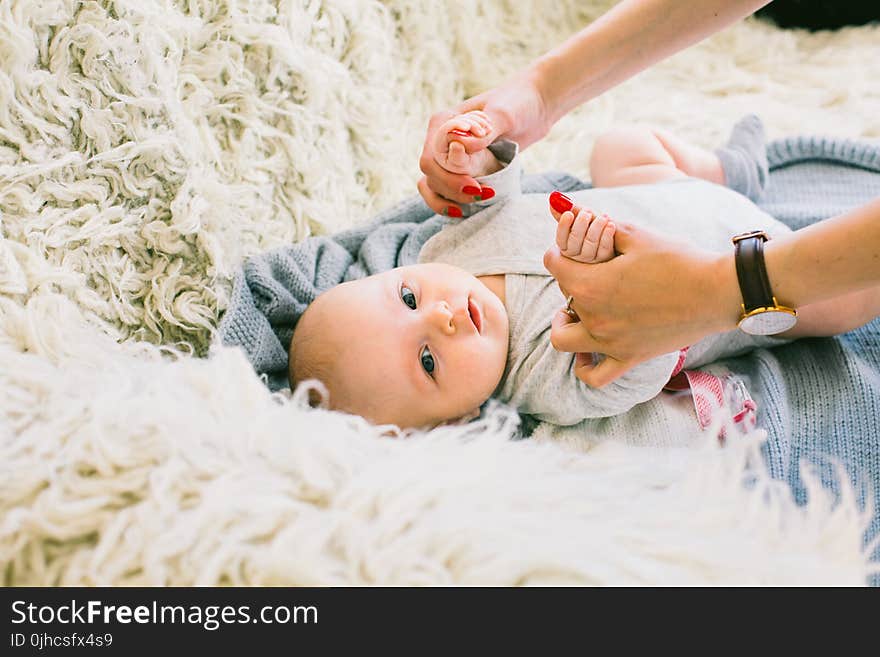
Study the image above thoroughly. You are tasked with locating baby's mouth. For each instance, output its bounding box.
[467,297,482,334]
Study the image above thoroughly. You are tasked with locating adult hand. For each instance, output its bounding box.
[418,0,774,215]
[417,70,550,216]
[543,217,742,387]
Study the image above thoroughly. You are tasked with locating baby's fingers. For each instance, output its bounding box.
[448,111,491,138]
[461,110,491,137]
[565,209,594,258]
[446,141,469,171]
[555,210,576,251]
[581,214,608,262]
[597,221,616,259]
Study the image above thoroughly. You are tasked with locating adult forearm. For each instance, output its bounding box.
[765,196,880,307]
[531,0,771,125]
[703,197,880,334]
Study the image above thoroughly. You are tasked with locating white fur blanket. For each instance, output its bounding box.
[1,0,879,585]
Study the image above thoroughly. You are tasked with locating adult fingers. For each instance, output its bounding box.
[604,219,649,255]
[418,152,479,205]
[548,190,581,222]
[417,176,463,218]
[573,353,636,388]
[550,306,602,354]
[543,244,594,295]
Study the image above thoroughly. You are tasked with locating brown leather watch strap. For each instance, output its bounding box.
[732,231,774,312]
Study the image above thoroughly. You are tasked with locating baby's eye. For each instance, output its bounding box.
[419,345,435,376]
[400,284,417,310]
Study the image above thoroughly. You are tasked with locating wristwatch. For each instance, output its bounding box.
[731,230,797,335]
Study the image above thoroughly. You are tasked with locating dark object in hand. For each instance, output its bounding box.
[756,0,879,30]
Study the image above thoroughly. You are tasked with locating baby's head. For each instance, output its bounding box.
[289,263,509,429]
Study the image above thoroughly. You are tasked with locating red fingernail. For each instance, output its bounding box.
[449,129,471,137]
[445,206,462,218]
[549,190,573,213]
[462,185,481,195]
[479,186,495,200]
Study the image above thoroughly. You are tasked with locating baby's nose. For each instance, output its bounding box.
[429,300,456,335]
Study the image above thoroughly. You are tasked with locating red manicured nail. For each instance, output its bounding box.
[549,190,573,213]
[462,185,481,195]
[445,206,463,218]
[449,129,471,137]
[479,186,495,200]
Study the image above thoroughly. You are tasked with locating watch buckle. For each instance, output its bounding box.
[731,229,769,244]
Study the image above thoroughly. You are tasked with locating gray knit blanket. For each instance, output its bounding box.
[219,136,880,581]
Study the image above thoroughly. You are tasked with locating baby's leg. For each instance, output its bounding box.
[589,126,725,188]
[591,116,769,201]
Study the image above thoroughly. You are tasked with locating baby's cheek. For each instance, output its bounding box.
[461,343,506,384]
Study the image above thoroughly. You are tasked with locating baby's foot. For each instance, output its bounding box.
[433,110,502,177]
[715,114,769,202]
[555,207,616,263]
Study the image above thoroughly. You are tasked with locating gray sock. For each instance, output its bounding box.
[715,114,769,202]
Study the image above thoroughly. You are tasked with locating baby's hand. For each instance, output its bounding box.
[554,206,616,264]
[433,110,502,179]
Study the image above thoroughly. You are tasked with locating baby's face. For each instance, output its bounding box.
[311,263,509,428]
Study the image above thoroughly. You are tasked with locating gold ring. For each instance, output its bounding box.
[564,295,578,319]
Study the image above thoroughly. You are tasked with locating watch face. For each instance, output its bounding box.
[739,310,798,335]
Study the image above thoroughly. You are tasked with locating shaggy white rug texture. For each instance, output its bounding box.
[1,0,878,585]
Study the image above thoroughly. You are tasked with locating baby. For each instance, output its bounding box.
[289,113,880,431]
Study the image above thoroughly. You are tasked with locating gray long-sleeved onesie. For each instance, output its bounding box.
[418,141,789,432]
